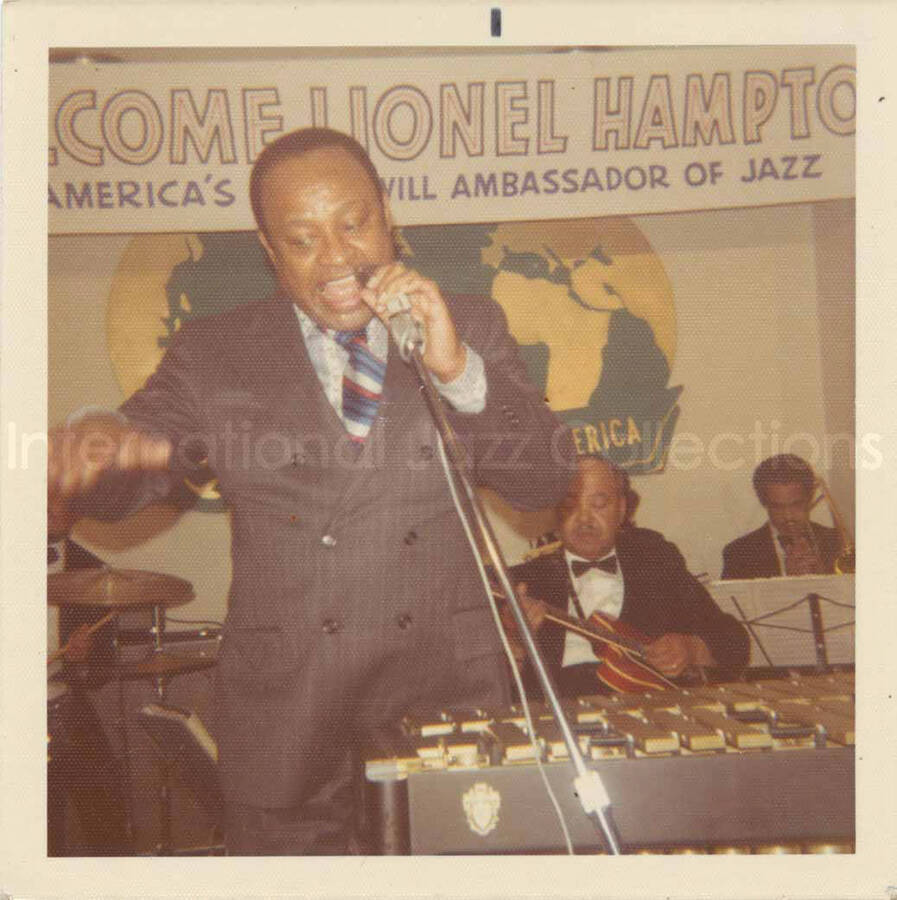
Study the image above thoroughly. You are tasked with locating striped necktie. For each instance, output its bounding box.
[333,328,387,443]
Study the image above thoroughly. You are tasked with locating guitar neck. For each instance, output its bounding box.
[540,606,646,657]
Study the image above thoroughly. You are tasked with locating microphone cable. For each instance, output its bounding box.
[436,435,576,855]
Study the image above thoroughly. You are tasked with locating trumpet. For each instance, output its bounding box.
[778,521,826,576]
[811,476,855,575]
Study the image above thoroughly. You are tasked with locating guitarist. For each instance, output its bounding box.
[507,455,749,697]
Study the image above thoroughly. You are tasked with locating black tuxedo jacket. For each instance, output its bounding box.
[721,522,841,580]
[510,527,750,691]
[79,293,574,808]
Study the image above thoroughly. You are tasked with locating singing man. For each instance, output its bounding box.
[47,127,575,854]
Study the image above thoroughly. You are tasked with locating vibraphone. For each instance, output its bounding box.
[362,672,854,854]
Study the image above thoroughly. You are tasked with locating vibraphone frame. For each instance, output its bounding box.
[362,673,855,855]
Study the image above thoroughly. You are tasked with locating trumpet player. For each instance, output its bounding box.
[721,454,842,579]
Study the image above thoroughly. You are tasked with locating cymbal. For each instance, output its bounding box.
[47,568,195,608]
[113,651,216,680]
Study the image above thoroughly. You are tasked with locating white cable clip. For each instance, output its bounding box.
[573,770,612,815]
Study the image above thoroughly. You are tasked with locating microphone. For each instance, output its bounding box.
[383,292,425,363]
[355,266,425,362]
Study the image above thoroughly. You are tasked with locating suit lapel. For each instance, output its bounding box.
[757,525,782,577]
[812,521,840,572]
[244,305,441,518]
[377,335,424,435]
[615,529,655,625]
[244,299,345,443]
[544,551,573,611]
[328,333,425,516]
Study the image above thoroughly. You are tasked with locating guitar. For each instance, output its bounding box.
[494,584,678,693]
[531,599,678,693]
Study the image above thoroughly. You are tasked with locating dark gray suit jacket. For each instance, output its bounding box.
[81,294,573,807]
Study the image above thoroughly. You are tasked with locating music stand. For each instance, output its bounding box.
[709,574,855,671]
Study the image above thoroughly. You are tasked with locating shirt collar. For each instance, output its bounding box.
[565,547,616,563]
[769,520,794,546]
[293,305,387,344]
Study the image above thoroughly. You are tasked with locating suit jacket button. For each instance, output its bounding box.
[404,530,418,545]
[419,445,434,460]
[397,614,413,630]
[321,618,340,634]
[321,534,337,547]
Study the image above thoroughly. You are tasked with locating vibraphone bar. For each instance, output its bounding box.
[363,672,854,854]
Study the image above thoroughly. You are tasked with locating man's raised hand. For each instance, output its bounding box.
[48,414,172,499]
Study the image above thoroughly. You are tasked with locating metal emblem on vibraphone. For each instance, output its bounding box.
[362,673,855,854]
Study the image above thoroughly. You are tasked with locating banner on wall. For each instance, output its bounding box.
[49,45,855,234]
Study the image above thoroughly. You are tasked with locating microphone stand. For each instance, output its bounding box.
[402,337,622,855]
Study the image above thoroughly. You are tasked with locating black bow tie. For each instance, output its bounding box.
[571,555,617,578]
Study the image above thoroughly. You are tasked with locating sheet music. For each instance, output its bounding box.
[709,574,855,667]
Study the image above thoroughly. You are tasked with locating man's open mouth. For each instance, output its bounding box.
[319,273,363,308]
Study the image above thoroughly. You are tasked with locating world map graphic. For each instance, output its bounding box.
[106,217,682,509]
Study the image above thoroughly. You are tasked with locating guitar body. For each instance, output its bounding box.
[492,578,680,694]
[587,610,671,693]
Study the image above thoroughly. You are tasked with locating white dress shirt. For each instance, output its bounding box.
[769,522,788,576]
[561,547,625,668]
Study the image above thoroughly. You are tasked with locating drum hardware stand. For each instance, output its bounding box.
[403,337,623,855]
[48,568,197,855]
[112,604,175,853]
[149,602,168,701]
[149,602,174,854]
[111,617,138,846]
